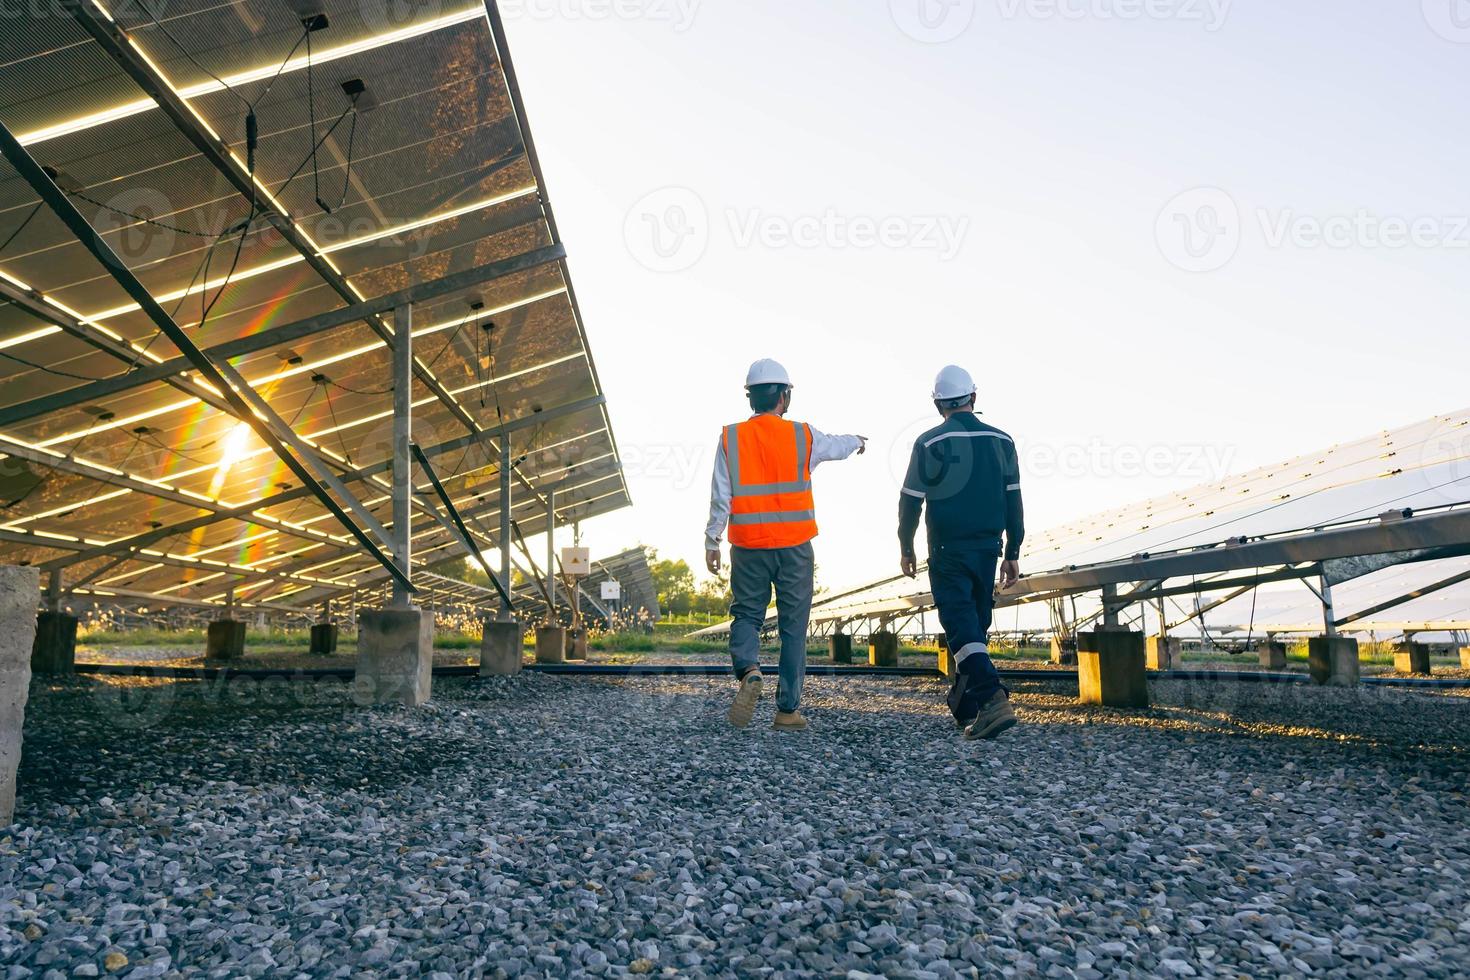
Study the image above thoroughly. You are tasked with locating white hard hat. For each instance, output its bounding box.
[745,358,793,389]
[932,364,977,402]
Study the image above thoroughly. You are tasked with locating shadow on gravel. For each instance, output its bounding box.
[18,676,485,807]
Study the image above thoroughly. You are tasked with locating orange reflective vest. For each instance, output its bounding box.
[723,415,818,549]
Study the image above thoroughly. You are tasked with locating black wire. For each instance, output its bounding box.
[130,0,249,109]
[67,190,217,238]
[250,28,309,111]
[330,108,359,212]
[0,350,109,382]
[198,216,254,328]
[306,26,322,209]
[327,378,394,396]
[0,202,42,255]
[320,382,353,465]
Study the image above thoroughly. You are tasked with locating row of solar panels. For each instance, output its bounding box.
[0,1,631,611]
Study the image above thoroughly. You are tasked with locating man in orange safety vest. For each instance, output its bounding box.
[705,358,867,732]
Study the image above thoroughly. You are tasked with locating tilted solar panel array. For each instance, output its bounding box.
[0,1,628,612]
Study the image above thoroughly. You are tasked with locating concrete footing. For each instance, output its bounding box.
[354,608,433,706]
[1078,629,1148,708]
[1393,641,1431,676]
[566,628,588,661]
[1145,635,1181,671]
[535,626,567,665]
[2,566,40,826]
[309,623,338,656]
[1050,637,1077,666]
[205,620,246,660]
[31,611,77,674]
[1462,647,1470,670]
[937,637,956,679]
[829,633,853,664]
[869,631,898,667]
[1307,635,1359,687]
[1257,640,1287,670]
[480,620,523,676]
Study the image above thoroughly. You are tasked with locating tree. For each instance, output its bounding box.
[691,572,732,617]
[648,551,695,616]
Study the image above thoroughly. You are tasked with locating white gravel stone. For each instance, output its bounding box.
[3,672,1468,977]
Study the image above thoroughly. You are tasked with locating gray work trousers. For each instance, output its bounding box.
[728,541,815,713]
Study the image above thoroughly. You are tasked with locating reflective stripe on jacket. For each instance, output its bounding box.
[723,415,818,549]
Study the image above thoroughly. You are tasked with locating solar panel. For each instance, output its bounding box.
[0,1,629,612]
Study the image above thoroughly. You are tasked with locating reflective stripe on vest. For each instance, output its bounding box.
[723,417,818,549]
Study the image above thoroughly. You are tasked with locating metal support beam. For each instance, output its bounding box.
[34,394,605,576]
[0,117,414,596]
[0,244,567,429]
[500,436,513,618]
[410,442,514,608]
[391,306,413,607]
[1014,510,1470,598]
[1319,574,1338,638]
[1100,582,1121,629]
[545,487,557,615]
[1334,566,1470,628]
[67,3,485,440]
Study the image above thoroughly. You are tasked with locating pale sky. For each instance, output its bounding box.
[501,0,1470,595]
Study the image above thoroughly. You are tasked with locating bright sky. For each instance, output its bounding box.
[503,0,1470,595]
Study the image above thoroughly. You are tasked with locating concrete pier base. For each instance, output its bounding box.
[1145,635,1181,671]
[1462,647,1470,670]
[31,611,77,675]
[566,628,588,661]
[1393,641,1431,676]
[205,620,246,660]
[2,566,40,826]
[1307,636,1359,687]
[309,623,338,656]
[869,631,898,667]
[354,608,433,706]
[829,633,853,664]
[480,620,523,676]
[937,637,956,679]
[535,626,567,665]
[1050,637,1077,666]
[1078,630,1148,708]
[1257,640,1287,670]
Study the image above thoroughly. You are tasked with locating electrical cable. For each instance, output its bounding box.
[0,349,110,382]
[319,380,353,465]
[130,0,250,109]
[0,202,42,255]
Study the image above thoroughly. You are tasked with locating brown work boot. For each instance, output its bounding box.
[773,710,808,732]
[727,671,762,728]
[964,692,1017,741]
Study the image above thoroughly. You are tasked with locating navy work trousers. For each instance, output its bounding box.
[928,543,1006,721]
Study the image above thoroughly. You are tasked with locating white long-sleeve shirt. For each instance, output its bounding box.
[705,420,864,550]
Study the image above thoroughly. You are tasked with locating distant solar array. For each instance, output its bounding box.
[698,408,1470,643]
[0,2,628,613]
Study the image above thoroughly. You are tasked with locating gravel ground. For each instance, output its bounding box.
[4,671,1469,978]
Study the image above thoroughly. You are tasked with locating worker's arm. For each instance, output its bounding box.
[807,426,867,468]
[897,442,925,577]
[704,435,732,572]
[1001,439,1025,588]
